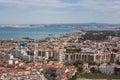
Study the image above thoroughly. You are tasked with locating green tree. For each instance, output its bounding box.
[90,67,96,73]
[73,61,83,67]
[116,59,120,65]
[69,72,79,80]
[89,62,97,65]
[112,49,119,53]
[78,66,83,72]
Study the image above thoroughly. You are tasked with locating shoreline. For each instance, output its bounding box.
[0,30,120,41]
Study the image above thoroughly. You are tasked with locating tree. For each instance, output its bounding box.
[89,62,97,65]
[116,59,120,65]
[69,72,79,80]
[90,67,96,73]
[73,61,83,67]
[78,66,83,72]
[112,49,119,53]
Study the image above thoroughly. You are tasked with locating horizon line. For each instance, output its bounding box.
[0,22,120,25]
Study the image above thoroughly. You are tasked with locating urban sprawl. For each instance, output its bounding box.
[0,31,120,80]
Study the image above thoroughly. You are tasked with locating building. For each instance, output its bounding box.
[63,52,117,64]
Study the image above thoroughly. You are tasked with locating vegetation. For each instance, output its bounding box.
[88,62,97,65]
[45,69,57,80]
[82,31,120,41]
[64,63,73,66]
[79,73,120,79]
[90,67,101,74]
[77,66,83,73]
[0,54,4,59]
[112,49,119,53]
[90,67,96,73]
[69,72,79,80]
[107,62,111,65]
[73,61,83,67]
[116,59,120,65]
[47,57,56,62]
[64,61,83,67]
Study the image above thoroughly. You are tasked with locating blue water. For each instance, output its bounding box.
[0,26,79,40]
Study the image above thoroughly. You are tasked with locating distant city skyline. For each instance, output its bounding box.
[0,0,120,24]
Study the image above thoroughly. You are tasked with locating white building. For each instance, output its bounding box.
[99,63,119,74]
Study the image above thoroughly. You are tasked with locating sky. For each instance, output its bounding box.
[0,0,120,24]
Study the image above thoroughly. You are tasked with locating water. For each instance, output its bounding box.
[0,25,80,40]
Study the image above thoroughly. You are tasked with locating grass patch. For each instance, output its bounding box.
[79,73,120,79]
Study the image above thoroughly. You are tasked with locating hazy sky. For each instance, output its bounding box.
[0,0,120,24]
